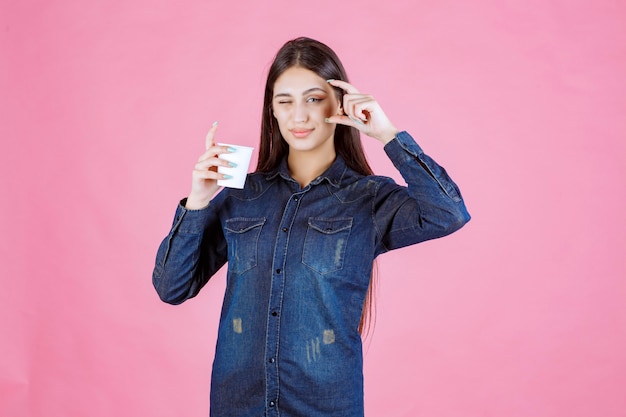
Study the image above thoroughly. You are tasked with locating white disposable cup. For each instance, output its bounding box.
[217,143,254,189]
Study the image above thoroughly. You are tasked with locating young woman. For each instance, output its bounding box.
[153,37,470,417]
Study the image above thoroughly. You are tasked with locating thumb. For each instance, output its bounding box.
[325,115,357,128]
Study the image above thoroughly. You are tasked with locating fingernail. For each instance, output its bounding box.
[212,121,218,127]
[227,147,237,152]
[324,118,330,123]
[222,174,233,179]
[228,161,238,168]
[326,79,335,83]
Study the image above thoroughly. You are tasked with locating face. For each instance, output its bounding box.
[272,66,343,156]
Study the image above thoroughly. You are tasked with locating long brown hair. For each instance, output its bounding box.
[256,37,376,335]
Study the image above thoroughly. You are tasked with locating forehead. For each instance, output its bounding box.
[273,66,328,95]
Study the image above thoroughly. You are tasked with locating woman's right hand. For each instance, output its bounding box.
[185,122,234,209]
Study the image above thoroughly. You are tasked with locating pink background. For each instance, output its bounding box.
[1,0,625,416]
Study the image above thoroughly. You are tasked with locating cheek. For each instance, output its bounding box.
[273,109,288,127]
[320,102,339,117]
[274,113,292,138]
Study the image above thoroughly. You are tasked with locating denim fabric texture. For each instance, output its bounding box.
[153,131,470,417]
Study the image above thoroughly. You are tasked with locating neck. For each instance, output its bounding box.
[288,148,336,188]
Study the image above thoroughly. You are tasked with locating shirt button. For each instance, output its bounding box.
[269,357,275,363]
[275,269,281,274]
[293,196,299,201]
[271,311,278,317]
[282,227,288,232]
[269,401,276,407]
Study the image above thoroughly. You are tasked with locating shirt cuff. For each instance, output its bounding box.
[171,198,213,234]
[383,131,424,168]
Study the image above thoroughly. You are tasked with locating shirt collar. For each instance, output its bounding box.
[265,155,348,189]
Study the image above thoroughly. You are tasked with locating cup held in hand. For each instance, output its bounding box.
[217,143,254,189]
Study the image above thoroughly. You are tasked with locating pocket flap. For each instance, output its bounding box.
[307,217,353,234]
[225,217,266,234]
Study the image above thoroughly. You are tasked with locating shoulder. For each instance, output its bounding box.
[331,171,401,203]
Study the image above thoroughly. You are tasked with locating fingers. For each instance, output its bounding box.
[198,144,234,162]
[325,115,361,128]
[205,121,218,150]
[327,79,360,94]
[344,95,375,123]
[196,146,236,180]
[325,82,398,143]
[334,92,376,127]
[198,121,235,178]
[195,153,231,171]
[187,121,233,207]
[327,79,372,123]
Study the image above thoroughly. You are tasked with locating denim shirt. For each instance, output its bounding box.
[153,131,470,417]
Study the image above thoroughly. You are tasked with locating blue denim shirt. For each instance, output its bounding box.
[153,131,470,416]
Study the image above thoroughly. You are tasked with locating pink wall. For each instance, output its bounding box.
[1,0,625,416]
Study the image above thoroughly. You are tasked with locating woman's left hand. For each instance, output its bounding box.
[325,79,399,144]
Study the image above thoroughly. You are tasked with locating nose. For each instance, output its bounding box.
[293,102,308,123]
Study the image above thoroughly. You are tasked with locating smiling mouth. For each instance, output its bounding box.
[290,129,313,138]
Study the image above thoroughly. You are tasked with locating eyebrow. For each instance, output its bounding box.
[273,87,328,98]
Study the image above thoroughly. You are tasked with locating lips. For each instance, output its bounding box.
[290,128,313,138]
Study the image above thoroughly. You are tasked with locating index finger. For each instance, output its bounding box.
[327,79,360,94]
[205,121,218,150]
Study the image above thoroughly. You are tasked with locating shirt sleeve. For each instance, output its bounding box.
[373,131,471,256]
[152,194,228,304]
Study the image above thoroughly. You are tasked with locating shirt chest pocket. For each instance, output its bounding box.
[302,217,353,275]
[224,217,266,274]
